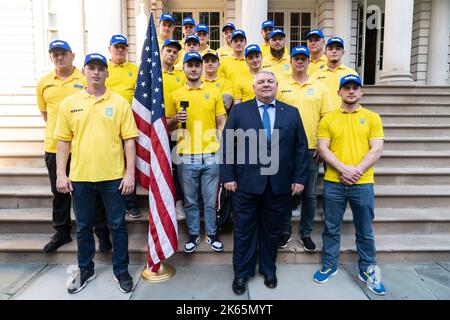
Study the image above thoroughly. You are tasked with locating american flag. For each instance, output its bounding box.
[132,13,178,272]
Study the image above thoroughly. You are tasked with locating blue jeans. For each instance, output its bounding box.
[321,181,377,272]
[281,149,318,237]
[178,154,219,236]
[72,179,129,276]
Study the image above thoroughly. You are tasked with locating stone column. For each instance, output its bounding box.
[378,0,414,84]
[85,0,123,57]
[240,0,267,45]
[55,0,85,67]
[333,0,353,66]
[135,2,148,63]
[427,0,450,85]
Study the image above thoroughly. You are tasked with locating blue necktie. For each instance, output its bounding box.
[262,104,271,143]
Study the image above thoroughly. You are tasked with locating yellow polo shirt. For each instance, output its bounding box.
[54,89,138,182]
[106,60,138,104]
[277,76,333,149]
[202,76,233,98]
[217,45,234,59]
[312,64,358,110]
[308,54,328,76]
[262,51,292,82]
[233,70,255,102]
[174,49,186,71]
[166,84,226,154]
[162,68,186,106]
[199,45,211,56]
[36,68,86,153]
[218,55,248,83]
[318,106,384,184]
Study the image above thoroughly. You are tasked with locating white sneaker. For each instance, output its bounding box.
[176,200,185,221]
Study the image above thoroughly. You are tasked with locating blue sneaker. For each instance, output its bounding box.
[313,267,338,284]
[359,270,386,295]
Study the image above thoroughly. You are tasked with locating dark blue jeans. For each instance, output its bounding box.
[321,181,377,272]
[281,149,318,237]
[72,179,129,276]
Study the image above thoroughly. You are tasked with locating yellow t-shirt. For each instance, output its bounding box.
[262,51,292,82]
[317,106,384,184]
[199,45,211,56]
[106,60,138,104]
[308,54,328,76]
[312,64,358,111]
[162,68,186,106]
[36,68,86,153]
[277,76,333,149]
[218,55,248,83]
[217,45,234,59]
[174,48,186,71]
[202,75,233,97]
[166,84,226,154]
[233,70,255,102]
[260,42,271,58]
[54,89,139,182]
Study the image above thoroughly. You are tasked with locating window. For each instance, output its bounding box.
[199,11,221,50]
[172,11,193,41]
[268,11,312,51]
[47,0,58,43]
[169,11,222,49]
[290,12,311,50]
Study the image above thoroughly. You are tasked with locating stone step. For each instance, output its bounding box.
[0,207,449,235]
[0,116,44,127]
[0,151,45,167]
[381,115,450,125]
[2,166,450,186]
[363,85,450,95]
[0,105,41,116]
[1,185,449,209]
[368,105,450,115]
[383,137,450,151]
[383,125,450,137]
[0,95,37,105]
[361,95,450,105]
[1,232,450,264]
[378,151,450,167]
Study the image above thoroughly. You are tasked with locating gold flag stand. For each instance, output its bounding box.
[141,262,176,283]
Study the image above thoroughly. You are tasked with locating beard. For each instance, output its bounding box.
[186,74,201,82]
[270,47,285,59]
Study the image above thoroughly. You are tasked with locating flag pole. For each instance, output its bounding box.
[141,262,176,282]
[134,11,178,283]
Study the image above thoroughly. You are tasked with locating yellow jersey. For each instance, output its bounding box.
[54,89,138,182]
[262,51,292,82]
[166,84,226,154]
[218,55,248,83]
[217,45,234,59]
[162,68,186,106]
[277,76,333,149]
[233,70,255,102]
[308,54,328,76]
[36,67,86,153]
[318,106,384,184]
[106,60,138,104]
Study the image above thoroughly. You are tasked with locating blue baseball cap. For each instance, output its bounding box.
[222,23,236,32]
[326,37,345,48]
[48,40,72,53]
[183,51,203,63]
[84,53,108,67]
[110,34,128,46]
[231,30,246,41]
[184,34,200,44]
[160,13,174,22]
[245,44,262,57]
[306,29,325,40]
[202,49,219,60]
[339,74,362,89]
[162,39,182,51]
[195,24,209,34]
[269,29,286,40]
[182,17,195,26]
[290,46,310,58]
[261,20,274,30]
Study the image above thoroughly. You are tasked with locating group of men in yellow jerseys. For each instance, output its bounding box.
[155,13,386,294]
[36,11,386,295]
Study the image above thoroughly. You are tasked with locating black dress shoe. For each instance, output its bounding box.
[232,278,247,295]
[264,275,277,289]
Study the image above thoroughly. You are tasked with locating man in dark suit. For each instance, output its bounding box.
[220,70,309,295]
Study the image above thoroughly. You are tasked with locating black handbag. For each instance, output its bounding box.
[216,184,233,230]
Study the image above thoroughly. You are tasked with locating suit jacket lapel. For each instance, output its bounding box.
[273,100,285,129]
[249,99,264,129]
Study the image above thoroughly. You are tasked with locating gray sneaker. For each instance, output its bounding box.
[67,268,96,294]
